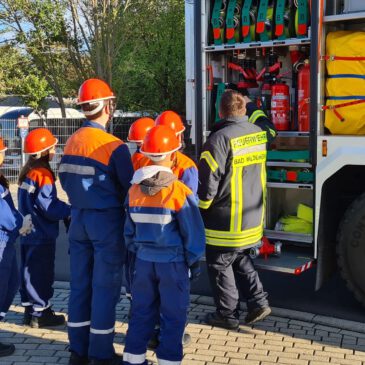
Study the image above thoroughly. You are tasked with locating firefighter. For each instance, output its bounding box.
[244,95,277,144]
[18,128,71,328]
[198,90,271,331]
[123,125,205,365]
[59,79,134,365]
[127,117,155,171]
[0,137,33,357]
[227,84,277,144]
[135,110,198,195]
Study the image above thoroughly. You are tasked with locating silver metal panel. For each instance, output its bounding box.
[267,162,312,168]
[185,0,196,144]
[264,229,313,243]
[204,38,311,53]
[254,250,315,274]
[324,11,365,22]
[276,131,310,138]
[267,182,313,190]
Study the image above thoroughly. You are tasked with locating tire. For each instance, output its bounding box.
[337,192,365,307]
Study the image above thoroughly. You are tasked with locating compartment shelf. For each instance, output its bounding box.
[264,229,313,244]
[204,37,311,53]
[276,131,310,138]
[253,249,315,275]
[267,182,313,190]
[267,161,312,168]
[324,12,365,23]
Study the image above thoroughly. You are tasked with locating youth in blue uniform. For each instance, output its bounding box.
[123,126,205,365]
[18,128,71,328]
[59,79,134,365]
[0,137,33,357]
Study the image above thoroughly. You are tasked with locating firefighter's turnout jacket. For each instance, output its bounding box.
[246,102,277,144]
[198,115,267,250]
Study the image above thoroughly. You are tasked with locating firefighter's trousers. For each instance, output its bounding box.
[206,247,269,319]
[19,242,56,315]
[68,208,125,361]
[123,258,189,365]
[0,242,19,319]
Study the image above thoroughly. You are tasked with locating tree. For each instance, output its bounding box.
[114,0,185,115]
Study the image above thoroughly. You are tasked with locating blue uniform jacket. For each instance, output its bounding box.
[0,184,23,250]
[59,120,133,209]
[18,168,71,244]
[124,177,205,267]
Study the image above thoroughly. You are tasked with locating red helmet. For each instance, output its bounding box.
[0,137,7,153]
[127,118,155,143]
[141,125,181,162]
[24,128,58,158]
[77,79,115,117]
[155,110,185,135]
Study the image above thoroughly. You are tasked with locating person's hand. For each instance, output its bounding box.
[189,261,201,282]
[243,95,252,104]
[19,214,33,236]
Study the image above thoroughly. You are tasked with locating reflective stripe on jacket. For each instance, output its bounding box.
[198,116,267,250]
[124,180,205,266]
[59,120,134,209]
[0,184,22,247]
[134,151,198,195]
[18,168,70,244]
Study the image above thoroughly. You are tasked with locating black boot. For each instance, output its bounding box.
[205,312,239,331]
[0,342,15,357]
[68,351,88,365]
[89,354,122,365]
[245,306,271,325]
[30,307,65,328]
[23,306,32,326]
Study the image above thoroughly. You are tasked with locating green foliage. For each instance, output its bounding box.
[114,0,185,115]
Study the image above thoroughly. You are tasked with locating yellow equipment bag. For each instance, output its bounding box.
[324,31,365,135]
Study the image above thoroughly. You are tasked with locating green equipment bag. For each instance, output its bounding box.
[324,31,365,135]
[241,0,257,43]
[212,0,227,45]
[256,0,273,42]
[226,0,243,44]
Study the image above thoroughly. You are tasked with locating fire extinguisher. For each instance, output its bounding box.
[298,60,310,132]
[271,83,290,131]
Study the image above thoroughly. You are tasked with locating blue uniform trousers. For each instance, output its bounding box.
[123,259,189,365]
[125,250,136,299]
[0,243,19,319]
[19,243,56,315]
[68,208,125,361]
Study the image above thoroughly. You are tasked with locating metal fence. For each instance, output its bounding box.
[0,116,141,183]
[0,115,196,183]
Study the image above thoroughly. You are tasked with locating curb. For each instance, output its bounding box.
[54,281,365,335]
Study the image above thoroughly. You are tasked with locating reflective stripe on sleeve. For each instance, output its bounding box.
[90,327,115,334]
[198,199,213,210]
[200,151,219,173]
[59,164,95,176]
[123,352,146,364]
[158,359,182,365]
[0,312,6,317]
[0,189,9,198]
[19,182,36,193]
[130,213,173,225]
[68,321,91,327]
[249,110,267,124]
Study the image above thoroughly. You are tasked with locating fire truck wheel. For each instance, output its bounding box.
[337,192,365,307]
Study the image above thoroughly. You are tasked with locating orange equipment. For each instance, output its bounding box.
[128,118,155,143]
[155,111,185,135]
[0,137,7,152]
[141,125,181,161]
[77,79,116,116]
[24,128,58,158]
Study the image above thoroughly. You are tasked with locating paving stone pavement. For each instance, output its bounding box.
[1,285,365,365]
